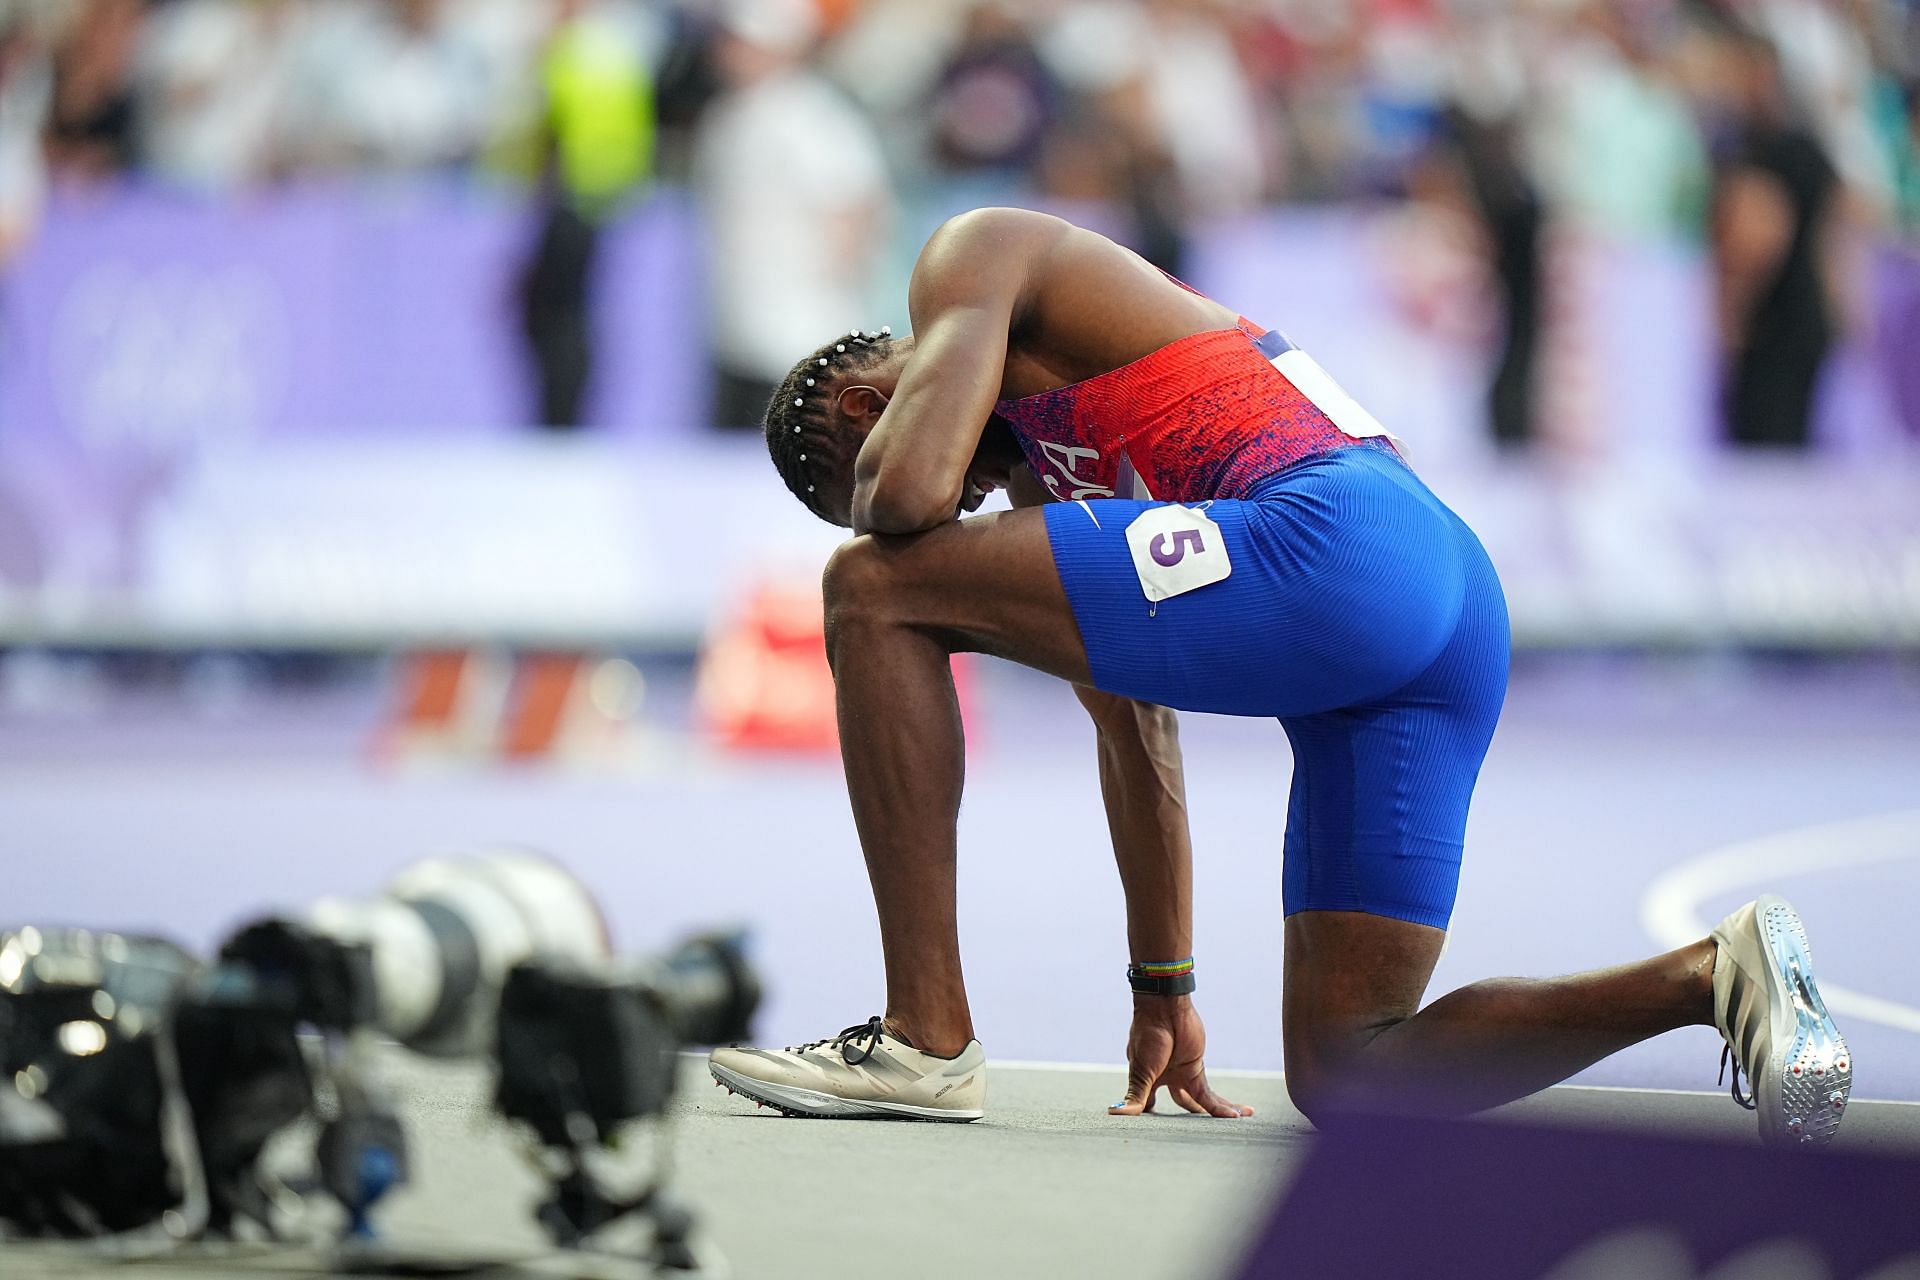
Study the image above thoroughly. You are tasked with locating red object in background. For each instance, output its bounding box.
[398,649,472,728]
[376,649,648,767]
[500,653,588,760]
[695,578,979,755]
[375,648,513,762]
[811,0,861,35]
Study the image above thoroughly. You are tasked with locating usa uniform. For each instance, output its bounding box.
[997,321,1509,931]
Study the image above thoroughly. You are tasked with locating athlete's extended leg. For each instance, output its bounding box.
[820,509,1092,1057]
[1257,452,1746,1126]
[1281,910,1717,1122]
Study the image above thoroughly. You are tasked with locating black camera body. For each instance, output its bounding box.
[0,856,759,1273]
[0,929,204,1235]
[497,935,763,1150]
[0,920,424,1238]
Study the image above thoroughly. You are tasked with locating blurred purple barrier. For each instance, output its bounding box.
[0,182,709,443]
[1876,243,1920,444]
[1239,1114,1920,1280]
[3,186,1912,451]
[0,187,1916,649]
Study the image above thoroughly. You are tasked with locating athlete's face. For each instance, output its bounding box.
[959,419,1022,514]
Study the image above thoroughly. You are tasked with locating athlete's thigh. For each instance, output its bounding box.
[1043,455,1471,717]
[825,506,1093,686]
[1279,499,1509,928]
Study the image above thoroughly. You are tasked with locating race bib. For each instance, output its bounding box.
[1271,348,1398,443]
[1125,505,1231,605]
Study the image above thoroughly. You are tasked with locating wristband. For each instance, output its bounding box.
[1127,957,1196,997]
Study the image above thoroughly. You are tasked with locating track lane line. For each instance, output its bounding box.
[1640,809,1920,1035]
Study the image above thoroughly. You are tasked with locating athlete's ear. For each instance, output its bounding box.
[836,384,889,429]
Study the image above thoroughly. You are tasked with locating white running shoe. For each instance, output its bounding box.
[708,1016,985,1122]
[1709,894,1851,1147]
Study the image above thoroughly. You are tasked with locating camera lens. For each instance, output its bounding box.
[307,851,608,1057]
[655,933,760,1047]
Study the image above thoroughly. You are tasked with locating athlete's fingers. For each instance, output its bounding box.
[1193,1077,1255,1118]
[1108,1057,1165,1115]
[1202,1090,1255,1118]
[1168,1085,1210,1115]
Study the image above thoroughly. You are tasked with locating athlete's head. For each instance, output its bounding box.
[763,328,912,527]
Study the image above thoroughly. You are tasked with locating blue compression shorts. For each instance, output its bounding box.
[1042,446,1510,930]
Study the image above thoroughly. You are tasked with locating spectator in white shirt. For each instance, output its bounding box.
[693,0,893,430]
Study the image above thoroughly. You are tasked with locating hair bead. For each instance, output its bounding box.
[769,329,905,520]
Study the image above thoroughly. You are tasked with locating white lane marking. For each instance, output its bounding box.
[682,1054,1920,1106]
[1541,1082,1920,1109]
[1640,809,1920,1035]
[1005,1063,1920,1105]
[997,1059,1287,1079]
[983,1070,1920,1111]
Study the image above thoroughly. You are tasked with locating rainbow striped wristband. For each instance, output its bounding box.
[1127,957,1196,996]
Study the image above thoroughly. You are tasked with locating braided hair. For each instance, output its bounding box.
[764,327,897,526]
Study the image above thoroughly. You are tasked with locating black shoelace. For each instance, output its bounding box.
[1719,1044,1757,1111]
[790,1015,887,1066]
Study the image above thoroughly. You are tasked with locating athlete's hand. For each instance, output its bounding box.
[1107,996,1254,1118]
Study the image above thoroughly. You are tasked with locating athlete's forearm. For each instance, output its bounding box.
[854,212,1054,534]
[1075,686,1194,962]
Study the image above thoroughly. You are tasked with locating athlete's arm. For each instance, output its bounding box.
[1076,687,1193,962]
[1005,464,1198,959]
[1076,685,1250,1119]
[850,209,1067,535]
[1005,468,1248,1118]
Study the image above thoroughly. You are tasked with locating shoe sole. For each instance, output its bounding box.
[1753,895,1851,1147]
[708,1062,982,1123]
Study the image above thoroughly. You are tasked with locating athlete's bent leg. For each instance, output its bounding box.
[822,509,1092,1057]
[1281,910,1716,1123]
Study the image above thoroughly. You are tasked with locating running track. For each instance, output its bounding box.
[4,655,1916,1101]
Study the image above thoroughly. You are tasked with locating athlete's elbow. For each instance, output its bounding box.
[852,480,954,536]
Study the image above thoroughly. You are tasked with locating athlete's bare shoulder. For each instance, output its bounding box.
[906,208,1074,323]
[916,206,1076,263]
[911,208,1237,394]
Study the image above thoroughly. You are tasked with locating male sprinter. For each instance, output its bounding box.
[707,208,1850,1144]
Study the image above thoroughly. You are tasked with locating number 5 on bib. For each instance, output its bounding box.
[1125,505,1232,606]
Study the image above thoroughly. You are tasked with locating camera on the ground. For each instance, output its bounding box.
[0,851,759,1272]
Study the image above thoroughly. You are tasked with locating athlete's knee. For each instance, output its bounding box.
[1283,1017,1406,1129]
[1283,1039,1351,1128]
[1284,1066,1337,1129]
[821,536,900,646]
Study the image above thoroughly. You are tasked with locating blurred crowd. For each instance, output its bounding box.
[2,0,1916,443]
